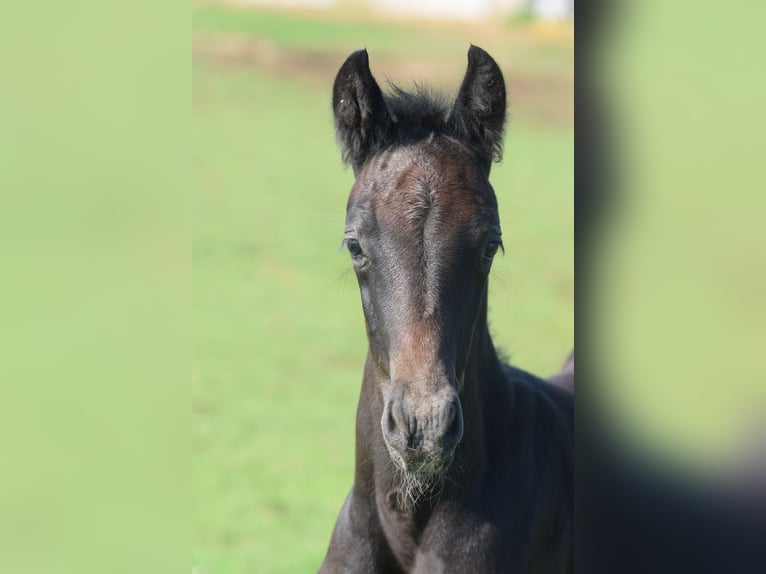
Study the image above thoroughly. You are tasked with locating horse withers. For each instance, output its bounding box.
[319,46,573,574]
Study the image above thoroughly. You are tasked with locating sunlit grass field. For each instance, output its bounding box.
[193,4,572,572]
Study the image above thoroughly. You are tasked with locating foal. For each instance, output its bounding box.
[320,46,573,574]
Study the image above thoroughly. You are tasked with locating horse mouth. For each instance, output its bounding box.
[384,442,454,477]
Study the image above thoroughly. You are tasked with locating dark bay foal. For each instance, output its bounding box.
[320,46,573,574]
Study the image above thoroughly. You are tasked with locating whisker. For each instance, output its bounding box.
[329,267,355,291]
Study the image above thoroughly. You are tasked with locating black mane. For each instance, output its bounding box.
[357,83,505,169]
[332,47,506,172]
[384,84,451,144]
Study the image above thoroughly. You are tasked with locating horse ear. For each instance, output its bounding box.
[448,45,507,171]
[332,49,392,172]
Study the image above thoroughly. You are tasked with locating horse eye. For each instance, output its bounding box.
[483,240,501,260]
[346,238,363,258]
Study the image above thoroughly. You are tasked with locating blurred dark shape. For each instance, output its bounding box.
[576,0,766,572]
[575,0,617,238]
[581,437,766,574]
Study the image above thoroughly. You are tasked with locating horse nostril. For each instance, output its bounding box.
[382,397,409,450]
[385,404,397,435]
[441,401,464,452]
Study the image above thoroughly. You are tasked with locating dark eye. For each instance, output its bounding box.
[483,240,502,260]
[346,238,363,258]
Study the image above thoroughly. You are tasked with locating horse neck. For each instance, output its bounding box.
[465,287,507,393]
[455,291,510,477]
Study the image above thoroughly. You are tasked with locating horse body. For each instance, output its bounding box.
[322,353,573,573]
[320,46,573,573]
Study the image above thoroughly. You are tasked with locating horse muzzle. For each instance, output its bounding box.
[380,387,464,474]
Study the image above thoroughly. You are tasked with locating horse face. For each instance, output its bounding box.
[344,141,501,474]
[333,46,506,476]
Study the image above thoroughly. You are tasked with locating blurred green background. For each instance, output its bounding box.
[193,3,573,572]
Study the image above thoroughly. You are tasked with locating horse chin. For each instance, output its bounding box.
[392,457,450,509]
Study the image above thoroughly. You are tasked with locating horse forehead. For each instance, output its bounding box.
[351,144,491,229]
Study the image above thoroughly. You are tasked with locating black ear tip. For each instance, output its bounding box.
[344,48,370,71]
[467,44,488,59]
[467,45,498,69]
[334,49,372,101]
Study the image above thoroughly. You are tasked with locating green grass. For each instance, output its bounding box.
[194,5,410,51]
[193,3,574,77]
[194,7,572,573]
